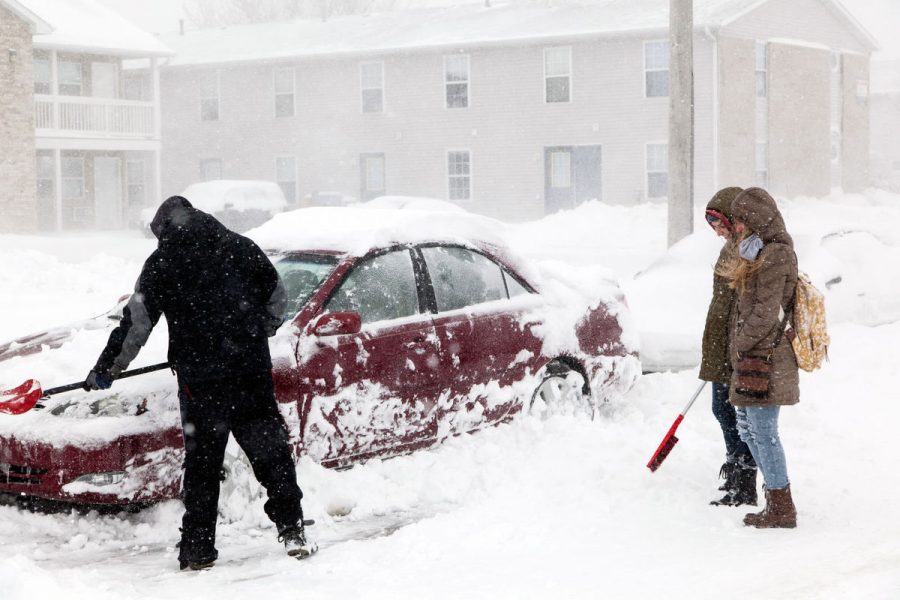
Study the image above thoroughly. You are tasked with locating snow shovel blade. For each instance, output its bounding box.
[0,379,43,415]
[647,432,679,472]
[0,362,171,416]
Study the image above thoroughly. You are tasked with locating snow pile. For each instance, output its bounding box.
[0,189,899,598]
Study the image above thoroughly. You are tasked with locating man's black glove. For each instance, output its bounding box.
[83,369,114,391]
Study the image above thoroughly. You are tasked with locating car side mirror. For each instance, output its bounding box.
[311,311,361,336]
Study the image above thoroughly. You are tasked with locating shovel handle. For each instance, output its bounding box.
[43,362,172,397]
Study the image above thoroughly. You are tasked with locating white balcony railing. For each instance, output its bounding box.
[34,95,156,139]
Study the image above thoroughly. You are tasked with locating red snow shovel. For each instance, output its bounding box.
[0,362,171,416]
[646,381,708,472]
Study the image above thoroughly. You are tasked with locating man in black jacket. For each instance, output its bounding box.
[84,196,315,570]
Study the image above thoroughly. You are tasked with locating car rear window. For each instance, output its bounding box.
[274,254,339,318]
[421,246,507,312]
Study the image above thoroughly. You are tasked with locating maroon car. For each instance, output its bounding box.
[0,206,639,506]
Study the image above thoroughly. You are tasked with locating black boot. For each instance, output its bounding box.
[710,462,737,505]
[279,522,318,559]
[711,463,758,506]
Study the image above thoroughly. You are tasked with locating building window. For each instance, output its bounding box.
[61,156,84,199]
[644,41,670,98]
[58,60,83,96]
[360,153,385,200]
[276,156,297,203]
[550,151,572,188]
[123,75,146,101]
[544,47,571,103]
[646,143,668,199]
[199,71,220,121]
[274,68,295,118]
[126,160,145,207]
[444,54,470,109]
[754,142,768,187]
[755,41,767,98]
[36,154,54,199]
[448,150,471,201]
[33,54,51,95]
[360,62,384,113]
[200,158,222,181]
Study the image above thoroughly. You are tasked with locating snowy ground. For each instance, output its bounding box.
[2,190,899,599]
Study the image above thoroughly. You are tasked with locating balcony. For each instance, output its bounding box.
[35,95,156,140]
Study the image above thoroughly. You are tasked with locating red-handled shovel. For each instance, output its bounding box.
[0,362,171,416]
[646,381,708,472]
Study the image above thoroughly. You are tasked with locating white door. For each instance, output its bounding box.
[94,157,122,229]
[91,62,117,98]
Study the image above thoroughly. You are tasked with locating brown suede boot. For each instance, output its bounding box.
[743,485,796,528]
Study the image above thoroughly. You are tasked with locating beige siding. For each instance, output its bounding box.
[722,0,870,54]
[767,42,831,198]
[841,53,869,191]
[0,5,37,232]
[162,36,720,220]
[717,36,756,188]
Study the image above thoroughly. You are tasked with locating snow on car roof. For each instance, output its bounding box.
[247,204,511,257]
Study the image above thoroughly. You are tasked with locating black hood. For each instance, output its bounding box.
[150,196,194,239]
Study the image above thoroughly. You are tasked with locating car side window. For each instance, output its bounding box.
[503,270,531,298]
[325,249,419,324]
[421,246,507,312]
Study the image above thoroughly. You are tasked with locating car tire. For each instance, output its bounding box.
[528,362,594,420]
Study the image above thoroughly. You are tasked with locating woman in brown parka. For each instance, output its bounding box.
[700,187,758,507]
[720,187,799,529]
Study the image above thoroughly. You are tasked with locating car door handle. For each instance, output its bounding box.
[404,336,427,349]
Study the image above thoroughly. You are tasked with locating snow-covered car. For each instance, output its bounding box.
[140,180,288,234]
[0,206,639,506]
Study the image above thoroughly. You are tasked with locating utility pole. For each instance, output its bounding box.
[668,0,694,247]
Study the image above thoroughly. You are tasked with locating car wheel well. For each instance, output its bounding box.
[544,356,591,397]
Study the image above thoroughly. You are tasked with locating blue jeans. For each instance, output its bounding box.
[735,406,789,490]
[712,383,756,468]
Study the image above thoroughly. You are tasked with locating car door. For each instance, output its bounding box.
[419,245,542,438]
[297,248,441,465]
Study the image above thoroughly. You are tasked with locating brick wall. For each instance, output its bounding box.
[0,5,37,233]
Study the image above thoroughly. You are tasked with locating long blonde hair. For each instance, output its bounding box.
[716,231,763,293]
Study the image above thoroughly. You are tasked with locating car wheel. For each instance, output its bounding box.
[529,365,594,420]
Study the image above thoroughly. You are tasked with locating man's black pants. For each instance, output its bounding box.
[177,371,304,559]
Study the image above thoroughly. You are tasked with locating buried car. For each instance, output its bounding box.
[0,206,640,506]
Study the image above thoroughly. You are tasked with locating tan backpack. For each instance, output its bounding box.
[789,272,830,371]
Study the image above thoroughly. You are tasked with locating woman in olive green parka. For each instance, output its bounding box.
[700,187,757,507]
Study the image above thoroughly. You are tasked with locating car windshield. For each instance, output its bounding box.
[274,254,340,318]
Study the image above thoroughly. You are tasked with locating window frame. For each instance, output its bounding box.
[33,53,51,95]
[543,46,572,104]
[199,70,220,121]
[360,60,385,114]
[200,158,222,181]
[126,159,145,207]
[360,152,386,200]
[643,40,670,98]
[755,41,768,98]
[273,67,296,118]
[58,59,83,96]
[61,155,85,200]
[447,149,472,202]
[444,53,470,109]
[645,142,669,200]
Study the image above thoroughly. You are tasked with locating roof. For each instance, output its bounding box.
[19,0,172,57]
[247,205,510,257]
[0,0,52,33]
[157,0,877,68]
